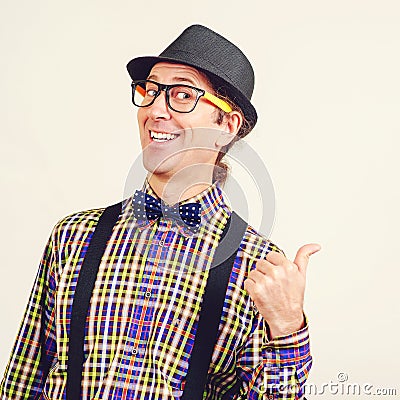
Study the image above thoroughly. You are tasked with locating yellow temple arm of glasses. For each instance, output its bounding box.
[203,92,232,113]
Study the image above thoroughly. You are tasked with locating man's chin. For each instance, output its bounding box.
[142,159,175,177]
[142,152,183,175]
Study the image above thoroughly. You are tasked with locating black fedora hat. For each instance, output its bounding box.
[126,24,257,128]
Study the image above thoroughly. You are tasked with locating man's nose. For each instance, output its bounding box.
[148,90,171,119]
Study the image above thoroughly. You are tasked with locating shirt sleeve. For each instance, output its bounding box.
[234,240,312,400]
[0,228,58,399]
[236,313,312,400]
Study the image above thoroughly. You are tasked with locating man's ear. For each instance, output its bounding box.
[215,111,243,147]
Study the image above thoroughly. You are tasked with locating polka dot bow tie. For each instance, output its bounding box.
[132,190,202,232]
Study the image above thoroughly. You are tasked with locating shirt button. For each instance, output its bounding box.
[159,239,165,246]
[131,347,138,355]
[145,291,152,298]
[266,347,274,353]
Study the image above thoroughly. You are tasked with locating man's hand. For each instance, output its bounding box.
[244,243,321,339]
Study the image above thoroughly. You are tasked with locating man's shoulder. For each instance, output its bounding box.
[239,220,286,261]
[50,201,119,241]
[55,205,106,229]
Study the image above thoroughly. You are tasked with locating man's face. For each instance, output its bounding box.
[137,62,228,183]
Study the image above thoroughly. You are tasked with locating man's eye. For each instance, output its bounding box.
[177,92,191,99]
[146,89,158,97]
[173,90,194,101]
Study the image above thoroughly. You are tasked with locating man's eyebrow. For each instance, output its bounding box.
[146,75,199,87]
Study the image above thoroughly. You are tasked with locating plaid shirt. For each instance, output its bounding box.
[0,181,312,399]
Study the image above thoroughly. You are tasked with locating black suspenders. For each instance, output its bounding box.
[43,201,247,399]
[66,202,123,399]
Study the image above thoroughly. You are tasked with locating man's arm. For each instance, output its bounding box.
[238,242,320,398]
[0,230,57,399]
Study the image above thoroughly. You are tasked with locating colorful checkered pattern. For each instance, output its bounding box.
[0,181,312,399]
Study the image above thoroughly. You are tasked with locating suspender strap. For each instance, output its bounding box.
[181,211,248,400]
[66,201,122,399]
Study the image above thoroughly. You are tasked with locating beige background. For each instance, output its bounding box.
[1,1,399,398]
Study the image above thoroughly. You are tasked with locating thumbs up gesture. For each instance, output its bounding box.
[244,243,321,339]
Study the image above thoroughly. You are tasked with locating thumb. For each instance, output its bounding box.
[294,243,321,275]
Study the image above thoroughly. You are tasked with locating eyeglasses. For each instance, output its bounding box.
[131,79,232,114]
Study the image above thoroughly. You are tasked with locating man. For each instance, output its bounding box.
[0,25,320,399]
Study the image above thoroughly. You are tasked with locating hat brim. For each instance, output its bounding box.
[126,56,257,129]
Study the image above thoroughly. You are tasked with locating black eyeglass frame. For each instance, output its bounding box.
[131,79,232,114]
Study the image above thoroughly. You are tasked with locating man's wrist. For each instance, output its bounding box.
[266,313,305,340]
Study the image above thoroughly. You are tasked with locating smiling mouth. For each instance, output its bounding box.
[150,130,180,143]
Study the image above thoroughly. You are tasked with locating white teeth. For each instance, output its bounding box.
[150,131,178,142]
